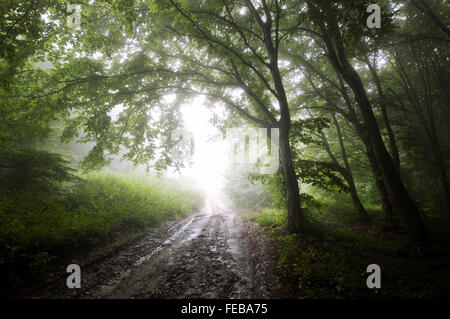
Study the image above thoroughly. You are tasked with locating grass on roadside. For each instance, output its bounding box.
[0,171,204,294]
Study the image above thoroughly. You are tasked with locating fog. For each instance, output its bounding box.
[63,96,231,195]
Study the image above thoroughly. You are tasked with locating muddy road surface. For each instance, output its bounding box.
[25,194,281,299]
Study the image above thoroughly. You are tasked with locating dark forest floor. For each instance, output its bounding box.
[251,205,450,299]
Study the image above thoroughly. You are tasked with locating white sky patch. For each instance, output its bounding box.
[174,96,229,195]
[107,94,229,195]
[35,60,55,70]
[376,53,388,68]
[91,51,103,59]
[239,7,247,15]
[279,60,291,68]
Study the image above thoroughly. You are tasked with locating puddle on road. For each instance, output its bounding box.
[134,217,196,266]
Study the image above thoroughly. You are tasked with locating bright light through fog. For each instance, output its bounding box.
[179,97,228,194]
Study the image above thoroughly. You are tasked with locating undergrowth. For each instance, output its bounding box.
[252,202,450,299]
[0,171,204,294]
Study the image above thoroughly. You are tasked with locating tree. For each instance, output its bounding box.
[40,0,307,233]
[293,0,429,244]
[282,40,396,225]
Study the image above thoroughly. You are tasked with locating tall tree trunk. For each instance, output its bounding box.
[365,56,401,171]
[350,114,395,225]
[394,49,450,216]
[322,32,429,244]
[247,0,305,233]
[279,124,303,233]
[366,142,395,225]
[341,64,427,243]
[332,113,370,222]
[335,72,395,225]
[414,48,450,217]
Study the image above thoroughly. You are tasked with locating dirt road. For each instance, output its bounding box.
[26,194,280,299]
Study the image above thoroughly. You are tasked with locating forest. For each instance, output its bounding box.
[0,0,449,299]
